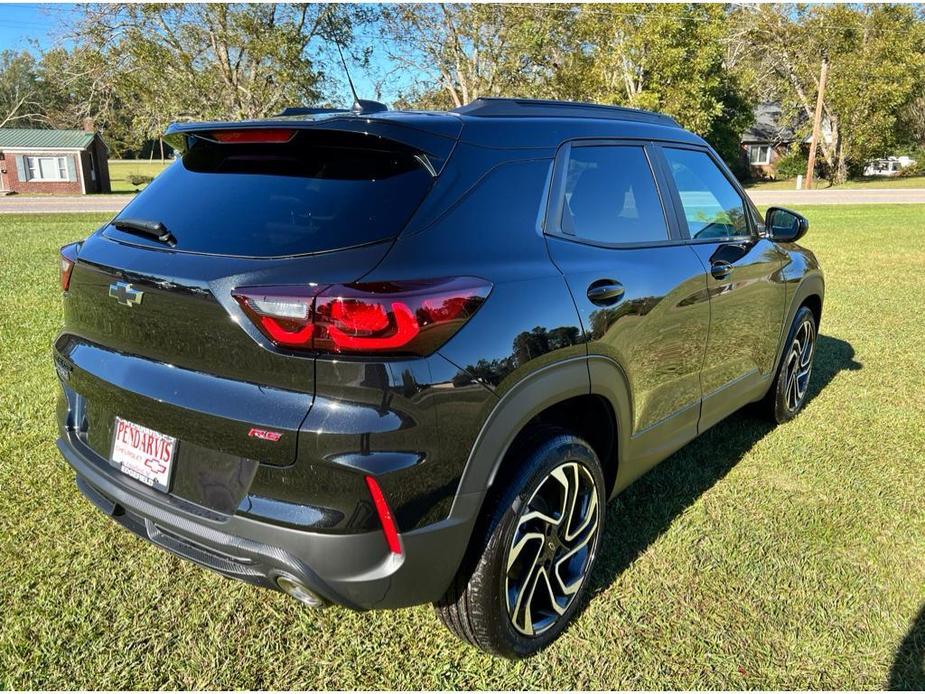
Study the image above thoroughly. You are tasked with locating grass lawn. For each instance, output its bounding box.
[1,206,924,688]
[107,159,171,194]
[745,175,925,191]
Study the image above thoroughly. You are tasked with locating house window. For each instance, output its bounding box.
[747,145,772,166]
[24,156,69,181]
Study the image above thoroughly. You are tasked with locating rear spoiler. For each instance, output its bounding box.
[164,115,460,175]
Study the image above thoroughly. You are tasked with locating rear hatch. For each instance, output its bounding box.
[58,123,448,470]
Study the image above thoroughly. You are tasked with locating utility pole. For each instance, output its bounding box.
[804,53,829,190]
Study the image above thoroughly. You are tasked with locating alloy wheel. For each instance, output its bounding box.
[504,461,601,637]
[784,317,815,412]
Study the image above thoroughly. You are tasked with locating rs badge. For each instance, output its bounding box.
[249,428,282,442]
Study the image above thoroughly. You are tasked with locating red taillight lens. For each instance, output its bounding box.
[314,278,491,355]
[233,277,491,356]
[59,243,79,291]
[365,475,402,555]
[210,128,295,144]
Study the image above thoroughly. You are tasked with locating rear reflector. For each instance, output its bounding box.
[59,243,79,291]
[364,475,402,555]
[210,128,296,144]
[232,277,491,356]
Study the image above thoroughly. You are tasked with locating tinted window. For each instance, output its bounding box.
[561,146,668,244]
[663,148,749,239]
[106,131,433,257]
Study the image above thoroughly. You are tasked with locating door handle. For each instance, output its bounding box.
[587,280,625,306]
[711,261,734,280]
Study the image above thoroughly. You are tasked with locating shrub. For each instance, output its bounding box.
[775,148,808,179]
[897,149,923,177]
[128,174,154,187]
[897,160,923,177]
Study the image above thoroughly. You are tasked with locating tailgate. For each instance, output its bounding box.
[57,234,392,467]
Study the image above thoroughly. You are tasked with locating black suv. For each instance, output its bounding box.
[55,98,823,658]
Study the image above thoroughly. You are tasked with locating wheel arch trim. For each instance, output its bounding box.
[450,355,632,519]
[772,273,825,380]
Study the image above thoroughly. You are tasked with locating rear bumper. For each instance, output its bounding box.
[58,432,482,610]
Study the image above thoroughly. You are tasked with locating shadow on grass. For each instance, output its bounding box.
[586,333,861,597]
[890,603,925,689]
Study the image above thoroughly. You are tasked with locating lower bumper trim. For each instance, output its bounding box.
[59,434,484,610]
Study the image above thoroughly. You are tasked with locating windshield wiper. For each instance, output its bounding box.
[113,218,176,247]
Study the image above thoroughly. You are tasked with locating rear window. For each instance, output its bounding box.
[105,130,433,257]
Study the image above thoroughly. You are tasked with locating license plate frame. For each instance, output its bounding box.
[109,417,177,493]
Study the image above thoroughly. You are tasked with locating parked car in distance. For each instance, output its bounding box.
[54,98,824,658]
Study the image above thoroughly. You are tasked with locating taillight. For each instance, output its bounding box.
[232,277,491,356]
[210,128,295,144]
[59,243,79,291]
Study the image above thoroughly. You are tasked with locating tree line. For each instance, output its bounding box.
[2,3,923,182]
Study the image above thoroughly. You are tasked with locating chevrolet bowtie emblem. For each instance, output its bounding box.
[108,281,144,307]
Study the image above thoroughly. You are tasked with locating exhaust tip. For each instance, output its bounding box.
[276,575,326,608]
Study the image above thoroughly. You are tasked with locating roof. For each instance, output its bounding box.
[167,97,700,155]
[0,128,96,150]
[274,97,679,127]
[741,103,797,144]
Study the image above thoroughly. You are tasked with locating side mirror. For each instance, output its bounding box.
[765,206,809,243]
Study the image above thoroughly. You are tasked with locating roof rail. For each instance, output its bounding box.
[277,107,350,117]
[452,97,679,126]
[278,100,388,118]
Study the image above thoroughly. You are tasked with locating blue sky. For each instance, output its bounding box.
[0,3,75,51]
[0,3,405,105]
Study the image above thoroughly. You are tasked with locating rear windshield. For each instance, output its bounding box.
[105,130,433,257]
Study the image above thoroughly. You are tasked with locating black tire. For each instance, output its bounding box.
[762,305,817,424]
[434,430,606,658]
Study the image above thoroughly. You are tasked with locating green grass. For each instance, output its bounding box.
[1,206,924,688]
[107,160,171,194]
[745,175,925,191]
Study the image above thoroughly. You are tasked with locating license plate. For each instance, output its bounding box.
[110,417,177,492]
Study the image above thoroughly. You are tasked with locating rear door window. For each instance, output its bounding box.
[560,145,669,245]
[105,130,433,257]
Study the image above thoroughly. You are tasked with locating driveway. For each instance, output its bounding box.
[746,188,925,206]
[0,194,134,214]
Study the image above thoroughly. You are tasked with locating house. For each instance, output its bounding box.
[740,102,834,179]
[0,125,111,195]
[740,103,796,178]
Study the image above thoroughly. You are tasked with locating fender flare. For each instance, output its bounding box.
[449,354,632,520]
[770,273,825,380]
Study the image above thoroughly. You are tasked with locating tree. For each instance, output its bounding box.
[567,3,753,168]
[380,4,574,109]
[52,3,368,155]
[738,4,925,183]
[0,51,45,128]
[382,4,752,169]
[39,47,124,124]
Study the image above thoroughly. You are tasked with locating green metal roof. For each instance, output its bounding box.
[0,129,95,150]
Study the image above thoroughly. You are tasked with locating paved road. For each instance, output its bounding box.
[747,188,925,206]
[0,194,135,214]
[1,188,924,214]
